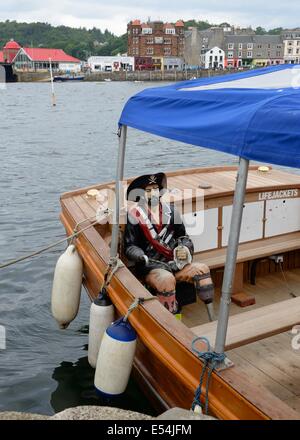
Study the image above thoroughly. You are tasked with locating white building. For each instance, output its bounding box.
[203,46,225,69]
[282,29,300,64]
[88,56,135,72]
[163,57,184,70]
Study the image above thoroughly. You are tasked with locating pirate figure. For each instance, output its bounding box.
[124,172,215,318]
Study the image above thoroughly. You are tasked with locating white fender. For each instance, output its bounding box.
[51,244,83,329]
[88,294,115,368]
[94,318,137,396]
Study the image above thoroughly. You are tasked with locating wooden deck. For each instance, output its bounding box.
[183,268,300,415]
[59,165,300,419]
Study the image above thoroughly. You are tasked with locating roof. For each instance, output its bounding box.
[131,20,141,26]
[253,35,282,44]
[119,65,300,169]
[163,23,175,29]
[23,48,80,63]
[225,35,254,43]
[3,39,21,50]
[175,20,184,27]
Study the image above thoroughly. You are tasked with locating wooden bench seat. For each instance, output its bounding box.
[193,231,300,269]
[191,296,300,351]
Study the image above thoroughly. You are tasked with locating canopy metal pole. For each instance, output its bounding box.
[110,125,127,259]
[214,157,250,359]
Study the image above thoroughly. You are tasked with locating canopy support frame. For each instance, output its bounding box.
[214,157,250,368]
[110,125,127,259]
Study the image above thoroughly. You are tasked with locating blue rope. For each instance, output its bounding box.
[191,337,226,415]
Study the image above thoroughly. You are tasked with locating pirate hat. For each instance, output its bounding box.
[126,172,167,202]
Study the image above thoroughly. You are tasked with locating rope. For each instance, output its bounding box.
[0,217,99,270]
[191,337,226,415]
[99,256,124,293]
[123,296,158,322]
[279,261,297,298]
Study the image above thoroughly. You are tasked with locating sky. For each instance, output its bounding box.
[1,1,300,35]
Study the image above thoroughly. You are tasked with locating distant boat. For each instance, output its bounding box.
[53,74,85,82]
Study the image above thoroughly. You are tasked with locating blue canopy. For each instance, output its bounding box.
[119,65,300,168]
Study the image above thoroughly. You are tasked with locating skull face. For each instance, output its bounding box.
[144,183,160,207]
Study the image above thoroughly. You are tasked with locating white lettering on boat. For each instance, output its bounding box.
[258,189,298,201]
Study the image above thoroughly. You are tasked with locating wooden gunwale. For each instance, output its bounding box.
[59,189,300,420]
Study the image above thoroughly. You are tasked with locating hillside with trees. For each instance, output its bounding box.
[0,20,127,59]
[0,20,286,60]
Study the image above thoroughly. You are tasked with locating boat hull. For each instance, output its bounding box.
[59,166,300,420]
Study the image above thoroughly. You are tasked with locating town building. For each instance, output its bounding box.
[127,19,185,69]
[0,39,81,72]
[282,29,300,64]
[225,35,284,68]
[203,46,225,69]
[88,56,135,72]
[252,35,284,67]
[184,26,228,67]
[184,27,285,69]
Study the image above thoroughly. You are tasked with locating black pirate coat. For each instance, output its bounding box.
[124,201,194,276]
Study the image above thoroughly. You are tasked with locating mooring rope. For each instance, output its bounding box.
[123,296,158,322]
[279,261,297,298]
[191,337,226,415]
[0,217,99,270]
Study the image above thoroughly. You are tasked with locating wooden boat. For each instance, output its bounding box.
[53,74,85,82]
[58,65,300,420]
[60,165,300,420]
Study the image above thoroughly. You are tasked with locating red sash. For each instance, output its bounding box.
[131,207,174,261]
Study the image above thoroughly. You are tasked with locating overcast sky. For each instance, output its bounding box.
[2,1,300,35]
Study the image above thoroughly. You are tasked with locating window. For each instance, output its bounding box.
[132,47,139,55]
[133,37,139,44]
[247,51,253,58]
[164,47,171,55]
[247,43,253,49]
[164,38,171,44]
[288,49,293,54]
[146,38,154,44]
[165,28,175,35]
[228,51,233,58]
[257,44,262,49]
[239,43,243,50]
[142,27,152,34]
[228,43,234,49]
[276,51,281,57]
[146,47,154,55]
[238,51,243,58]
[133,28,139,35]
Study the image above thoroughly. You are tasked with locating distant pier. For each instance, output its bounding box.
[14,68,237,83]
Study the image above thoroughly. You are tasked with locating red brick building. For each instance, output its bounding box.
[127,19,185,69]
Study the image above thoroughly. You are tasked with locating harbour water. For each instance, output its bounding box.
[0,80,266,416]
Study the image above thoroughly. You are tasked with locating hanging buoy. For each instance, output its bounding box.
[94,317,137,396]
[51,244,83,329]
[88,289,115,368]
